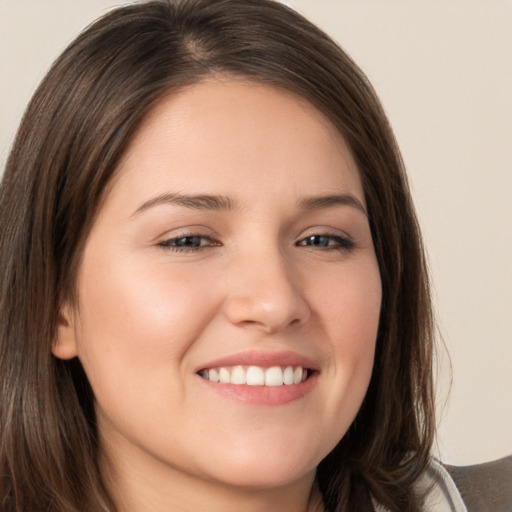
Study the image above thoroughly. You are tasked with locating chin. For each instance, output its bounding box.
[210,462,316,490]
[196,440,324,490]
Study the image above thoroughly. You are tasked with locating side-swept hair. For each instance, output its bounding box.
[0,1,434,510]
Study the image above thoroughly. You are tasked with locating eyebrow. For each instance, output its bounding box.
[297,194,367,216]
[131,193,238,216]
[131,191,367,217]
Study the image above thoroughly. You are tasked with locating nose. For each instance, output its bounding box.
[222,248,311,334]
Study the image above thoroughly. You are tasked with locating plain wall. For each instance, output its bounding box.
[1,0,511,466]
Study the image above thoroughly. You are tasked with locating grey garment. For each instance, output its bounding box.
[445,455,512,512]
[374,456,512,512]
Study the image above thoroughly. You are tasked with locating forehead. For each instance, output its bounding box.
[110,78,364,210]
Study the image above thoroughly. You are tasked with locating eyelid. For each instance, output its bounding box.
[156,227,221,252]
[295,227,356,251]
[158,235,218,247]
[298,225,353,240]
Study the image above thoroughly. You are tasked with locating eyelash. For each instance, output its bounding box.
[157,233,355,253]
[157,234,221,253]
[296,234,355,251]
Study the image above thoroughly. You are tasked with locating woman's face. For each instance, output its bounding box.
[54,79,381,494]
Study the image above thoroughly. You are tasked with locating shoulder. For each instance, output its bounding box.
[444,455,512,512]
[375,456,512,512]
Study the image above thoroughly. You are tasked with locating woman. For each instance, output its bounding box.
[0,0,466,510]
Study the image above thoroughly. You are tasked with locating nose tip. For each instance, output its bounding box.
[223,259,311,334]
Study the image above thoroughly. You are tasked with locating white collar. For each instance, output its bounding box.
[372,459,468,512]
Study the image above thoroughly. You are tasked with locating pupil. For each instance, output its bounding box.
[308,235,328,246]
[176,236,199,247]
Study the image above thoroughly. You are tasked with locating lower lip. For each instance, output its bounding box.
[197,373,318,406]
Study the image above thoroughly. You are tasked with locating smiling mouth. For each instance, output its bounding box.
[198,365,310,387]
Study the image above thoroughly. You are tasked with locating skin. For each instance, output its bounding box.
[54,79,382,512]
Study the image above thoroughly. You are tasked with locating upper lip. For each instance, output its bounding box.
[196,350,318,373]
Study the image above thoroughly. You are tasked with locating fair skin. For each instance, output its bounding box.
[54,79,382,512]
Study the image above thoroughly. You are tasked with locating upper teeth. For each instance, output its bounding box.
[199,365,307,386]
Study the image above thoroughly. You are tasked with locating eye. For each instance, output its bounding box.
[158,235,221,252]
[297,234,354,251]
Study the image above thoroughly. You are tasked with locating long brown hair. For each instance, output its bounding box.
[0,1,435,510]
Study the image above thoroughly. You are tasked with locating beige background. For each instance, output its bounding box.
[1,0,511,466]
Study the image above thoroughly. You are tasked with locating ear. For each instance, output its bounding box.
[52,303,79,360]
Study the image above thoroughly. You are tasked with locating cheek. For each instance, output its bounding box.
[72,250,221,394]
[314,257,381,349]
[310,259,381,419]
